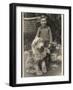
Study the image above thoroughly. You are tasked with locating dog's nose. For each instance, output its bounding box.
[41,46,44,49]
[40,46,44,52]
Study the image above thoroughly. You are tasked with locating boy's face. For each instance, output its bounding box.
[40,18,47,27]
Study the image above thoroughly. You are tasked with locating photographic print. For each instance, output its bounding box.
[9,3,71,87]
[21,13,63,77]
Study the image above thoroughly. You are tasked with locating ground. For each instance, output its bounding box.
[24,60,62,77]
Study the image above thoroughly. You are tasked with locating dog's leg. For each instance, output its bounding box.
[41,61,47,73]
[35,63,43,76]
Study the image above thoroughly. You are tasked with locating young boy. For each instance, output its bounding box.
[36,15,52,48]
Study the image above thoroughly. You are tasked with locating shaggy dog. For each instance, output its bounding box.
[31,37,50,75]
[24,37,50,76]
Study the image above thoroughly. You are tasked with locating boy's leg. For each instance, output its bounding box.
[35,62,43,75]
[41,61,47,73]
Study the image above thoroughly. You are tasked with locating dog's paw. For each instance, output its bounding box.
[36,71,43,76]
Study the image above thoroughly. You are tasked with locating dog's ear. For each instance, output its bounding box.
[32,37,39,48]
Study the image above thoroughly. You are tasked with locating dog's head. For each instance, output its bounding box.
[32,37,44,53]
[37,40,44,52]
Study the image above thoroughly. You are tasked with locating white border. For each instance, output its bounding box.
[16,6,69,84]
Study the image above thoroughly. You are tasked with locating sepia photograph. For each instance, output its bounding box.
[21,13,64,77]
[10,3,71,86]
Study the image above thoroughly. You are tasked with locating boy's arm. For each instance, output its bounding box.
[48,27,52,43]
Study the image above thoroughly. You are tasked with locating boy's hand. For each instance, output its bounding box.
[48,44,51,48]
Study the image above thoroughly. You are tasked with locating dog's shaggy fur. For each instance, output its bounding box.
[31,37,50,75]
[24,37,50,75]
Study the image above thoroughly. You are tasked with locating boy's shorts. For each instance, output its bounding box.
[44,40,50,48]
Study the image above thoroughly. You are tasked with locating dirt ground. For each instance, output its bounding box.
[23,61,62,77]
